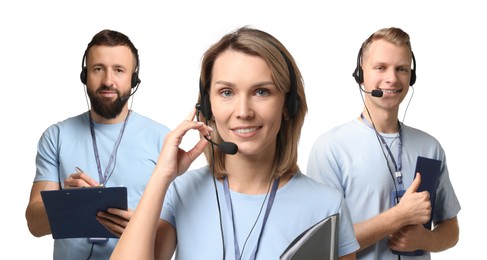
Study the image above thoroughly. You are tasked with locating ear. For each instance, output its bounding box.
[283,112,290,121]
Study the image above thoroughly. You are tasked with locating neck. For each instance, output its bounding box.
[361,108,399,133]
[224,156,276,194]
[90,107,130,124]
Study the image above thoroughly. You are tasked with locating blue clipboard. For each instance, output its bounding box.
[41,186,127,239]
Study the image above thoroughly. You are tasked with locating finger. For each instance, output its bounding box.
[70,172,100,187]
[405,172,421,194]
[185,137,209,162]
[96,216,122,237]
[64,174,91,188]
[186,107,197,121]
[106,208,133,221]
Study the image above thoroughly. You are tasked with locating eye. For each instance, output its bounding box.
[374,65,385,71]
[397,67,409,73]
[255,88,270,97]
[220,89,233,97]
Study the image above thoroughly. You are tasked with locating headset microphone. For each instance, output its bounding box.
[195,103,238,155]
[118,83,140,103]
[359,85,384,97]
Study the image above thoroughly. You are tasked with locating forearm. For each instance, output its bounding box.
[111,167,174,260]
[355,208,404,251]
[422,217,459,252]
[25,201,52,237]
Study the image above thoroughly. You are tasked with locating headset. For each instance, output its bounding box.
[352,47,416,86]
[198,48,300,121]
[80,48,141,88]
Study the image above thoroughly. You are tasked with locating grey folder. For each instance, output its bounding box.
[280,213,339,260]
[41,186,127,239]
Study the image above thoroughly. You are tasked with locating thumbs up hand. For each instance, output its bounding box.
[395,173,432,226]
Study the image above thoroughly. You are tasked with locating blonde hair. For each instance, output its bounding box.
[361,27,413,57]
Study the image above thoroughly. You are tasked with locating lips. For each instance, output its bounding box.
[379,88,401,94]
[234,127,259,134]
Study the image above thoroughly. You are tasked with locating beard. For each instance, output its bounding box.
[87,85,130,119]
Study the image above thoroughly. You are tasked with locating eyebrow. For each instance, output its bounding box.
[214,80,275,88]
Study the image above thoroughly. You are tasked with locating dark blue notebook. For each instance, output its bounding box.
[41,186,127,239]
[393,156,441,256]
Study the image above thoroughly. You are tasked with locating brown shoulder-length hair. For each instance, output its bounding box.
[198,26,307,179]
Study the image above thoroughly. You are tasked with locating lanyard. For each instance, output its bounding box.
[360,114,404,190]
[88,111,130,186]
[223,176,279,260]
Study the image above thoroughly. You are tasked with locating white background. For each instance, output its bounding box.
[1,0,484,259]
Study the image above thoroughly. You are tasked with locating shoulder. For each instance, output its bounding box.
[41,113,87,135]
[171,166,212,187]
[289,173,343,198]
[314,119,364,143]
[310,119,367,154]
[128,111,170,133]
[402,124,442,145]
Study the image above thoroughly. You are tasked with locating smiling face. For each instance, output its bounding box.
[362,39,413,111]
[209,49,286,158]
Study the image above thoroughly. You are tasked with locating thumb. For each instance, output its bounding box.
[406,172,421,194]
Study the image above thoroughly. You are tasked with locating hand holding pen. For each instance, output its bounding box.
[63,167,100,188]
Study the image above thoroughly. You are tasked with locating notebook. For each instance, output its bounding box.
[41,186,127,239]
[280,213,339,260]
[393,156,441,256]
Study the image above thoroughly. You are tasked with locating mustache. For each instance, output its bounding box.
[96,85,122,97]
[98,85,118,92]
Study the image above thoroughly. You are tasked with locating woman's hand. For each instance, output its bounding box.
[154,108,211,181]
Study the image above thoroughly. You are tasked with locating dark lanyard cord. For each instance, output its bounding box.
[88,110,130,186]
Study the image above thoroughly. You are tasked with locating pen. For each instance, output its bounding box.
[75,167,104,187]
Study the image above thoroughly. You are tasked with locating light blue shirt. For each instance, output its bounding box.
[307,119,461,260]
[34,111,170,260]
[161,166,359,259]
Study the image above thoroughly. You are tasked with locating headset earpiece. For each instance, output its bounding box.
[80,67,88,85]
[410,52,416,86]
[280,50,299,119]
[131,72,140,88]
[199,79,213,119]
[80,50,88,85]
[353,48,364,84]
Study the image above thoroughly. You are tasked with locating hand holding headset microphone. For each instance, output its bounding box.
[352,47,417,97]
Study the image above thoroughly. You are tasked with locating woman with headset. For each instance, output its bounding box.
[109,26,359,260]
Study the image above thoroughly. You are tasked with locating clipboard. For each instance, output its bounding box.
[280,213,339,260]
[41,186,127,239]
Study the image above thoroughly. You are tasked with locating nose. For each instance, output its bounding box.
[384,68,398,84]
[236,97,254,119]
[102,70,114,87]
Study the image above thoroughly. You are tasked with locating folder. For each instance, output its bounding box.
[393,156,441,256]
[280,213,339,260]
[41,186,127,239]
